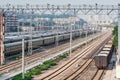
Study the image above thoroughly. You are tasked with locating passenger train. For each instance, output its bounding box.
[4,30,96,57]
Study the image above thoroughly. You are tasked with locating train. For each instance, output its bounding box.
[94,40,115,69]
[4,30,96,57]
[4,30,70,44]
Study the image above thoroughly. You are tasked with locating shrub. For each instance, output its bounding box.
[112,26,118,49]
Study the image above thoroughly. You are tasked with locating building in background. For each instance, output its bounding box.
[88,15,113,25]
[4,13,18,32]
[88,15,114,31]
[0,12,4,65]
[21,26,35,31]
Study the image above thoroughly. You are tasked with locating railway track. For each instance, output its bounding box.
[72,61,98,80]
[33,31,112,80]
[69,56,104,80]
[92,70,104,80]
[0,32,102,75]
[66,36,107,80]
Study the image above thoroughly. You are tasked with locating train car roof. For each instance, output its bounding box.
[5,41,22,47]
[98,54,107,56]
[5,35,55,47]
[4,30,80,42]
[43,36,55,39]
[5,30,79,37]
[4,36,29,42]
[102,48,111,51]
[38,35,64,40]
[5,30,68,39]
[108,40,112,43]
[104,44,112,48]
[63,34,70,36]
[100,51,109,54]
[32,37,44,41]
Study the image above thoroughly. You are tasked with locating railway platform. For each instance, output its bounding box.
[116,63,120,79]
[116,54,120,79]
[102,64,116,80]
[102,48,117,80]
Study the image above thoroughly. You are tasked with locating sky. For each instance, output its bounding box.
[0,0,119,5]
[0,0,118,22]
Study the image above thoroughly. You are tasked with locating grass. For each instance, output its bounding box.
[12,54,67,80]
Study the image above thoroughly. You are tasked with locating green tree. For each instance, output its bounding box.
[113,26,118,49]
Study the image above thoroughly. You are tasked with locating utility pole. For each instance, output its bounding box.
[29,16,32,55]
[56,18,59,46]
[70,23,73,57]
[93,24,95,36]
[37,14,39,31]
[28,10,33,55]
[17,20,20,36]
[118,4,120,64]
[22,38,25,79]
[85,23,88,47]
[79,20,81,38]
